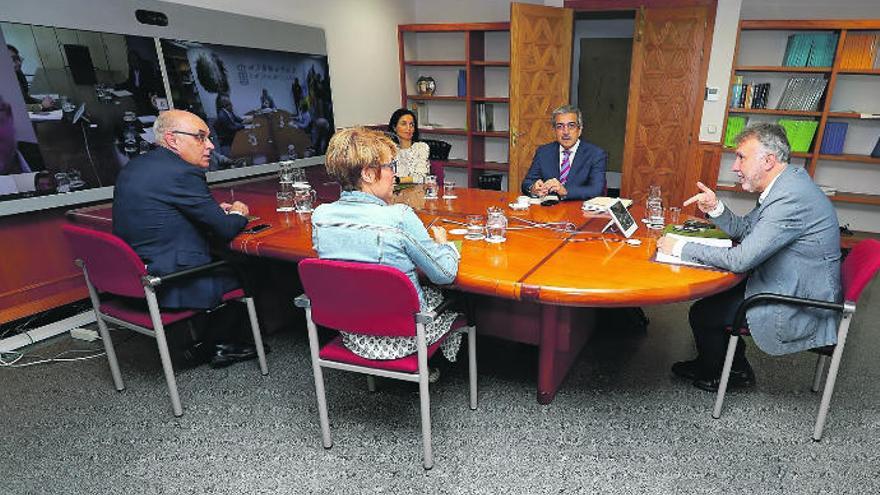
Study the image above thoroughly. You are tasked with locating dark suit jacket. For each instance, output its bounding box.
[112,146,247,309]
[521,140,607,200]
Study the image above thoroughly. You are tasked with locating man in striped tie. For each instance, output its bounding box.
[521,104,607,201]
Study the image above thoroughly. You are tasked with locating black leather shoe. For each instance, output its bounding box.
[693,368,756,392]
[210,343,269,369]
[671,359,703,381]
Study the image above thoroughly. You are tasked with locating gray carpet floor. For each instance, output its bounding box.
[1,279,878,494]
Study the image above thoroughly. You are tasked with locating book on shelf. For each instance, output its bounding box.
[724,116,747,148]
[777,118,819,153]
[730,76,743,108]
[819,122,848,155]
[409,101,430,128]
[457,70,466,97]
[782,33,838,67]
[839,33,880,70]
[776,77,827,111]
[731,81,770,110]
[475,103,495,132]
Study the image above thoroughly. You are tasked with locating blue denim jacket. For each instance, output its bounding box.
[311,190,460,306]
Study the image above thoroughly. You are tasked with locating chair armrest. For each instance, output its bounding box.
[294,294,311,309]
[142,260,231,288]
[415,293,458,325]
[732,293,848,331]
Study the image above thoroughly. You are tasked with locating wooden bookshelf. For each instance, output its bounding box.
[399,22,510,189]
[818,154,880,165]
[734,65,832,73]
[719,19,880,232]
[728,108,823,117]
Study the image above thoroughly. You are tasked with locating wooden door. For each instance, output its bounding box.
[509,3,573,194]
[620,6,709,208]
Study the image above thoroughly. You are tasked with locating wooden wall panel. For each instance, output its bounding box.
[682,140,722,216]
[0,210,87,324]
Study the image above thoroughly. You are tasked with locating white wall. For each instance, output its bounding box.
[739,0,880,19]
[166,0,414,128]
[699,0,743,143]
[413,0,543,23]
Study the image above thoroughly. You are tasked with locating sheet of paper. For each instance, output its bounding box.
[28,109,63,121]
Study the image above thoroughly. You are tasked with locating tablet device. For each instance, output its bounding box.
[607,199,638,238]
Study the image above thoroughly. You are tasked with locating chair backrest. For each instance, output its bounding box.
[841,239,880,303]
[298,258,421,337]
[62,223,148,298]
[422,139,451,160]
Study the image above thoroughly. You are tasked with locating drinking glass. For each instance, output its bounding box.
[442,180,456,199]
[485,207,508,243]
[668,206,681,226]
[294,186,317,213]
[276,190,295,212]
[292,167,308,186]
[465,214,485,240]
[648,203,665,229]
[424,175,438,199]
[645,184,662,221]
[54,172,71,193]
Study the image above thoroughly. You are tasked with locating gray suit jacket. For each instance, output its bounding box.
[681,166,841,355]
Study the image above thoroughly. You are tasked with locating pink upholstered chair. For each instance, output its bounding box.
[62,224,268,417]
[294,258,477,470]
[713,239,880,440]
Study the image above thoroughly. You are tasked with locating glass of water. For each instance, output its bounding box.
[442,180,456,199]
[424,175,438,199]
[648,203,665,229]
[485,207,508,243]
[276,190,295,212]
[465,214,485,240]
[668,206,681,226]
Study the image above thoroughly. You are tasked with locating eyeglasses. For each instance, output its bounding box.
[171,130,209,143]
[10,54,22,63]
[554,122,580,131]
[380,160,398,174]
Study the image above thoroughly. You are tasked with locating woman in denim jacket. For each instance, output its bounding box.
[311,127,462,364]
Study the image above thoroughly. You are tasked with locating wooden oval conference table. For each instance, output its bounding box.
[68,174,743,404]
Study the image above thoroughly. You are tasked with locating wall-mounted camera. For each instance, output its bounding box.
[135,9,168,27]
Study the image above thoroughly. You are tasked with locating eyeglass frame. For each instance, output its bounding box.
[553,121,581,131]
[379,159,398,174]
[171,129,210,144]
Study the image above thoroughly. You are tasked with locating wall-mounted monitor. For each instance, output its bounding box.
[1,22,167,199]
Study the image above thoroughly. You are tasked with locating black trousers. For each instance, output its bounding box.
[688,279,750,376]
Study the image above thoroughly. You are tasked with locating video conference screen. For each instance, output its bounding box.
[0,22,334,201]
[161,39,334,167]
[0,22,166,198]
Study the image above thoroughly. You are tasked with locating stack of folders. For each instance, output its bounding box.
[776,77,828,111]
[819,122,848,155]
[730,76,771,109]
[475,103,494,132]
[655,233,732,269]
[782,33,838,67]
[839,33,880,70]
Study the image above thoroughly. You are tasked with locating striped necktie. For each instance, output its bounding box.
[559,149,572,184]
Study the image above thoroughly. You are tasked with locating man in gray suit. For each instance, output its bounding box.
[658,123,841,391]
